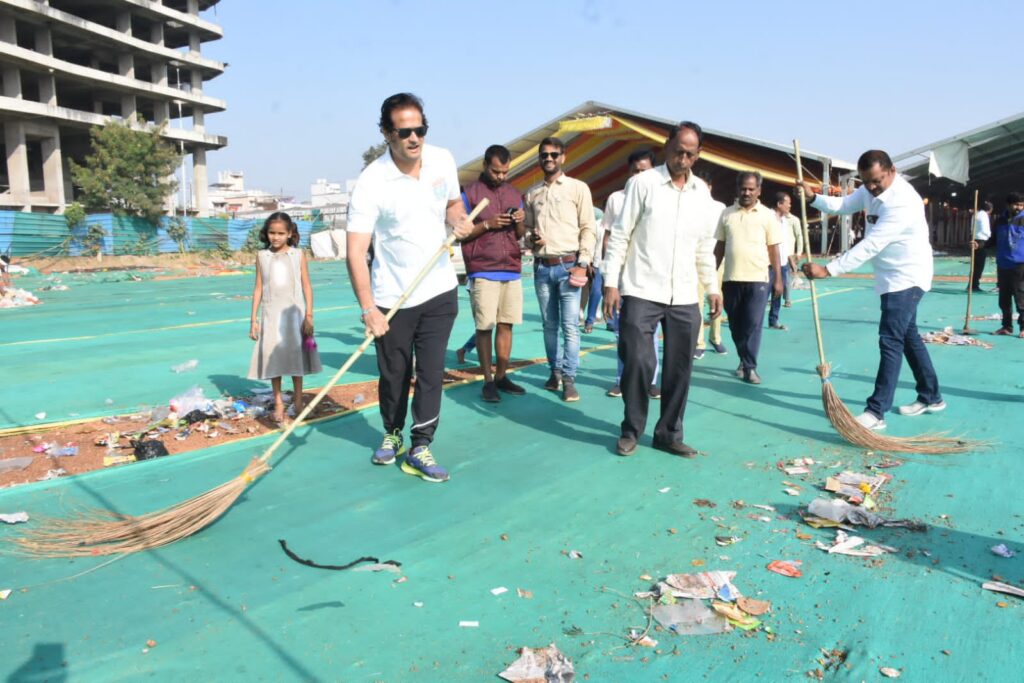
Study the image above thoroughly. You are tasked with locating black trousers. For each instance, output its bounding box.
[997,265,1024,332]
[374,287,458,447]
[971,239,988,290]
[618,296,700,442]
[723,281,769,371]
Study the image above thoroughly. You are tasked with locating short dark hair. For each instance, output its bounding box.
[379,92,427,133]
[666,121,704,147]
[982,201,993,212]
[539,136,564,153]
[1006,192,1023,205]
[736,171,762,188]
[857,149,894,172]
[627,148,656,167]
[774,190,791,207]
[484,144,511,165]
[260,211,300,248]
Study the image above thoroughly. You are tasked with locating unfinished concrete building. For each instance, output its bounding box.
[0,0,226,214]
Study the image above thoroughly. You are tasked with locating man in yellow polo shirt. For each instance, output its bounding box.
[713,171,784,384]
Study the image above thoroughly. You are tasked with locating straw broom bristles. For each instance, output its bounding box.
[13,200,490,558]
[793,141,983,455]
[15,458,270,557]
[816,363,977,454]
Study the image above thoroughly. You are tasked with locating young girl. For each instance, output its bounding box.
[248,212,322,422]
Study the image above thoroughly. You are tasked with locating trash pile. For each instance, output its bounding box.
[98,385,271,467]
[633,570,772,640]
[499,644,575,682]
[920,327,993,349]
[800,466,925,564]
[0,287,40,308]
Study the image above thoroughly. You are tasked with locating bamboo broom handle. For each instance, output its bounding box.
[964,189,979,329]
[793,139,828,368]
[254,198,491,468]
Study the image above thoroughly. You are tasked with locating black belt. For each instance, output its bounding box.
[538,254,576,266]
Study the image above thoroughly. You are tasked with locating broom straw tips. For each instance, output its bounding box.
[15,201,490,558]
[791,139,984,456]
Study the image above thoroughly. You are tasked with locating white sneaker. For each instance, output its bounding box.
[855,412,887,430]
[898,400,947,416]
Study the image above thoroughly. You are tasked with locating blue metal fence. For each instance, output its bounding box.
[0,211,318,257]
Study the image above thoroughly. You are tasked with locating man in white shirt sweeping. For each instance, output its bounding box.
[799,149,944,431]
[347,92,474,483]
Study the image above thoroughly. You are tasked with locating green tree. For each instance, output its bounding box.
[166,216,190,254]
[361,142,387,169]
[69,116,181,223]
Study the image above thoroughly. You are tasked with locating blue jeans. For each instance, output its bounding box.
[585,267,604,326]
[723,281,769,371]
[768,264,790,326]
[866,286,942,419]
[534,262,582,378]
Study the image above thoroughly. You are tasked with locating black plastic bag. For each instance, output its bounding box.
[132,439,169,460]
[181,409,213,424]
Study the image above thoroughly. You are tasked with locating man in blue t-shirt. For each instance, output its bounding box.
[992,192,1024,337]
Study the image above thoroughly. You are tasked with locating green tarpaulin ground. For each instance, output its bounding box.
[0,257,1021,682]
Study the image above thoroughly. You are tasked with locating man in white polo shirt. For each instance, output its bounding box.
[800,149,944,431]
[346,93,473,483]
[603,121,722,457]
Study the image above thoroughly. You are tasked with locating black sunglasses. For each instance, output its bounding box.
[395,125,428,139]
[539,151,562,159]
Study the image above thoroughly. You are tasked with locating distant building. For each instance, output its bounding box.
[0,0,227,214]
[310,178,345,207]
[209,171,279,215]
[310,177,350,229]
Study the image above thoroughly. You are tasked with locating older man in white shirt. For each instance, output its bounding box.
[800,149,944,431]
[604,122,722,457]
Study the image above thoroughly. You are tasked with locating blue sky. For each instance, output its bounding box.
[200,0,1023,199]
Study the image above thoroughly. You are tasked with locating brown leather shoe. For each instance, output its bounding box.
[616,436,638,456]
[652,438,697,458]
[744,369,762,385]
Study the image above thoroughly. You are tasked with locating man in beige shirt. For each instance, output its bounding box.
[524,136,596,402]
[768,191,804,328]
[713,171,784,385]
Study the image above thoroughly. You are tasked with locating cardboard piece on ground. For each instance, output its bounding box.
[736,597,771,616]
[498,643,575,683]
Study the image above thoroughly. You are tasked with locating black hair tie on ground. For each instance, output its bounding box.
[278,539,401,571]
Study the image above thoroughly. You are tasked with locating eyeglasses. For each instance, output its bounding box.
[395,125,428,139]
[539,151,562,159]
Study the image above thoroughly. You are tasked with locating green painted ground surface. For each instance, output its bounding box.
[0,263,552,430]
[0,257,1021,682]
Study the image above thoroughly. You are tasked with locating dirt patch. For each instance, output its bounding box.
[17,252,256,276]
[0,362,526,490]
